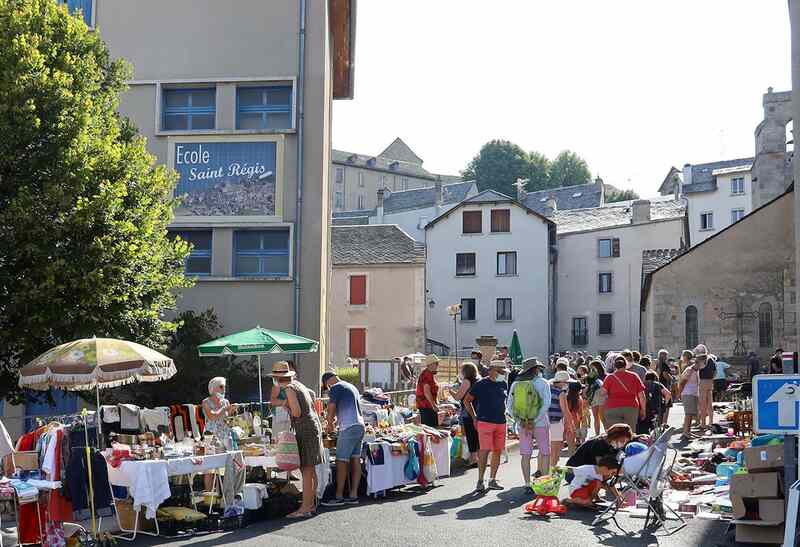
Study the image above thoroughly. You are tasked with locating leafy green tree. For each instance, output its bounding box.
[606,188,641,203]
[527,151,551,191]
[109,310,259,408]
[549,150,592,188]
[0,0,190,402]
[462,140,534,197]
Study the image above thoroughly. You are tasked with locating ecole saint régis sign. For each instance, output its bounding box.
[171,139,280,217]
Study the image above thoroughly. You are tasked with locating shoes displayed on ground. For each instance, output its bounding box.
[487,479,504,490]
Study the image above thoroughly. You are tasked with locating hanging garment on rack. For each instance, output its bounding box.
[64,447,113,521]
[42,520,66,547]
[100,406,120,424]
[118,404,140,433]
[195,405,206,435]
[42,427,74,522]
[15,427,50,545]
[169,405,192,439]
[184,404,201,439]
[154,407,173,436]
[140,408,169,434]
[222,452,246,508]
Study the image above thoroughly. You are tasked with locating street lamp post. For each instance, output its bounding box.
[447,304,462,368]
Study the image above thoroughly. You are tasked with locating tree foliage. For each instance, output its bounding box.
[462,141,592,196]
[548,150,592,188]
[606,188,641,203]
[0,0,191,401]
[109,310,260,408]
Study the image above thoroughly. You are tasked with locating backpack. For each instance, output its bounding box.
[511,380,542,423]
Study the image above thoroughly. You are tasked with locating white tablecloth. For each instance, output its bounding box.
[243,455,277,469]
[364,434,451,495]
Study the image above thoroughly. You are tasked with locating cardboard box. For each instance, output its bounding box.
[759,498,785,524]
[736,522,785,544]
[730,472,783,499]
[743,445,785,472]
[13,451,38,471]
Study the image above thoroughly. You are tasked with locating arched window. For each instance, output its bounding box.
[759,303,773,348]
[685,306,698,349]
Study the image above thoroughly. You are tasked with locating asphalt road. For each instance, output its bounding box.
[129,404,736,547]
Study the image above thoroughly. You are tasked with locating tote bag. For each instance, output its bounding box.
[275,431,301,471]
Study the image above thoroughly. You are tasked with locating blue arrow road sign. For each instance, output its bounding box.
[753,374,800,434]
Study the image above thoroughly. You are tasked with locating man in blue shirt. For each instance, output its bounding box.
[321,372,365,506]
[465,361,509,493]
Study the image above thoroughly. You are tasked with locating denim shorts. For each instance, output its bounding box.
[336,423,366,461]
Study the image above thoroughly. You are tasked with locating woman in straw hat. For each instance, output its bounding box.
[270,361,324,518]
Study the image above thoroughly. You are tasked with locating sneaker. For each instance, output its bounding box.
[475,480,486,493]
[320,498,345,507]
[487,479,504,490]
[344,497,359,505]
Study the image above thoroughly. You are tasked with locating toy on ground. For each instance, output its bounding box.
[525,468,567,516]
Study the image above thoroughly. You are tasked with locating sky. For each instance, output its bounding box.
[332,1,791,198]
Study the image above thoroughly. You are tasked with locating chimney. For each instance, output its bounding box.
[595,176,605,205]
[376,188,385,223]
[544,196,557,218]
[672,173,682,201]
[514,178,528,202]
[434,177,444,206]
[682,163,693,186]
[631,199,651,224]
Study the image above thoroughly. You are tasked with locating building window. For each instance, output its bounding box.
[685,305,698,349]
[349,328,366,359]
[598,313,613,335]
[236,86,292,130]
[496,298,513,321]
[731,177,745,195]
[456,253,476,276]
[759,303,773,348]
[358,172,365,188]
[380,175,387,189]
[598,272,613,293]
[572,317,588,346]
[334,191,344,210]
[460,298,476,321]
[234,229,290,277]
[349,275,367,306]
[162,88,216,131]
[598,238,620,258]
[171,230,212,276]
[401,176,409,190]
[357,195,365,210]
[700,212,714,231]
[335,167,344,185]
[57,0,93,27]
[462,211,482,234]
[731,208,745,224]
[490,209,511,233]
[497,251,517,276]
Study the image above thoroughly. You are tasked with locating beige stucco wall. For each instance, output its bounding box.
[97,0,332,390]
[333,164,434,212]
[328,263,425,367]
[643,192,796,362]
[556,217,685,354]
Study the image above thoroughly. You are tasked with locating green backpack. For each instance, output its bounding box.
[512,380,542,423]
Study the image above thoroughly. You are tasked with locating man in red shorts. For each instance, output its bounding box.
[464,360,509,493]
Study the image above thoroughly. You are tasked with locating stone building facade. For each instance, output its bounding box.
[753,89,794,209]
[641,190,796,366]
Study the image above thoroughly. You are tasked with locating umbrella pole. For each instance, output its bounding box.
[81,409,98,539]
[258,355,264,415]
[95,385,103,449]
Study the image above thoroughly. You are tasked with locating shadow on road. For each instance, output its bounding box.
[454,486,532,520]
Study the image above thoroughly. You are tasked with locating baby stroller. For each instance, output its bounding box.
[592,427,686,535]
[525,468,567,516]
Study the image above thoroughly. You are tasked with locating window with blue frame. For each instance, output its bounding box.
[236,86,292,130]
[57,0,93,27]
[171,230,212,276]
[234,229,290,277]
[162,88,216,131]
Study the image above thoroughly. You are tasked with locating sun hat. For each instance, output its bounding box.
[424,354,440,367]
[693,344,708,358]
[553,371,571,383]
[555,357,569,367]
[269,361,296,378]
[523,357,544,371]
[490,360,508,372]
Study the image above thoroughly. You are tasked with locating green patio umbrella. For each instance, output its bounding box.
[509,330,524,368]
[197,327,319,409]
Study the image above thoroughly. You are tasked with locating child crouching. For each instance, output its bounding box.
[565,455,620,507]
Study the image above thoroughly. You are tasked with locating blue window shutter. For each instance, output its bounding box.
[63,0,93,26]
